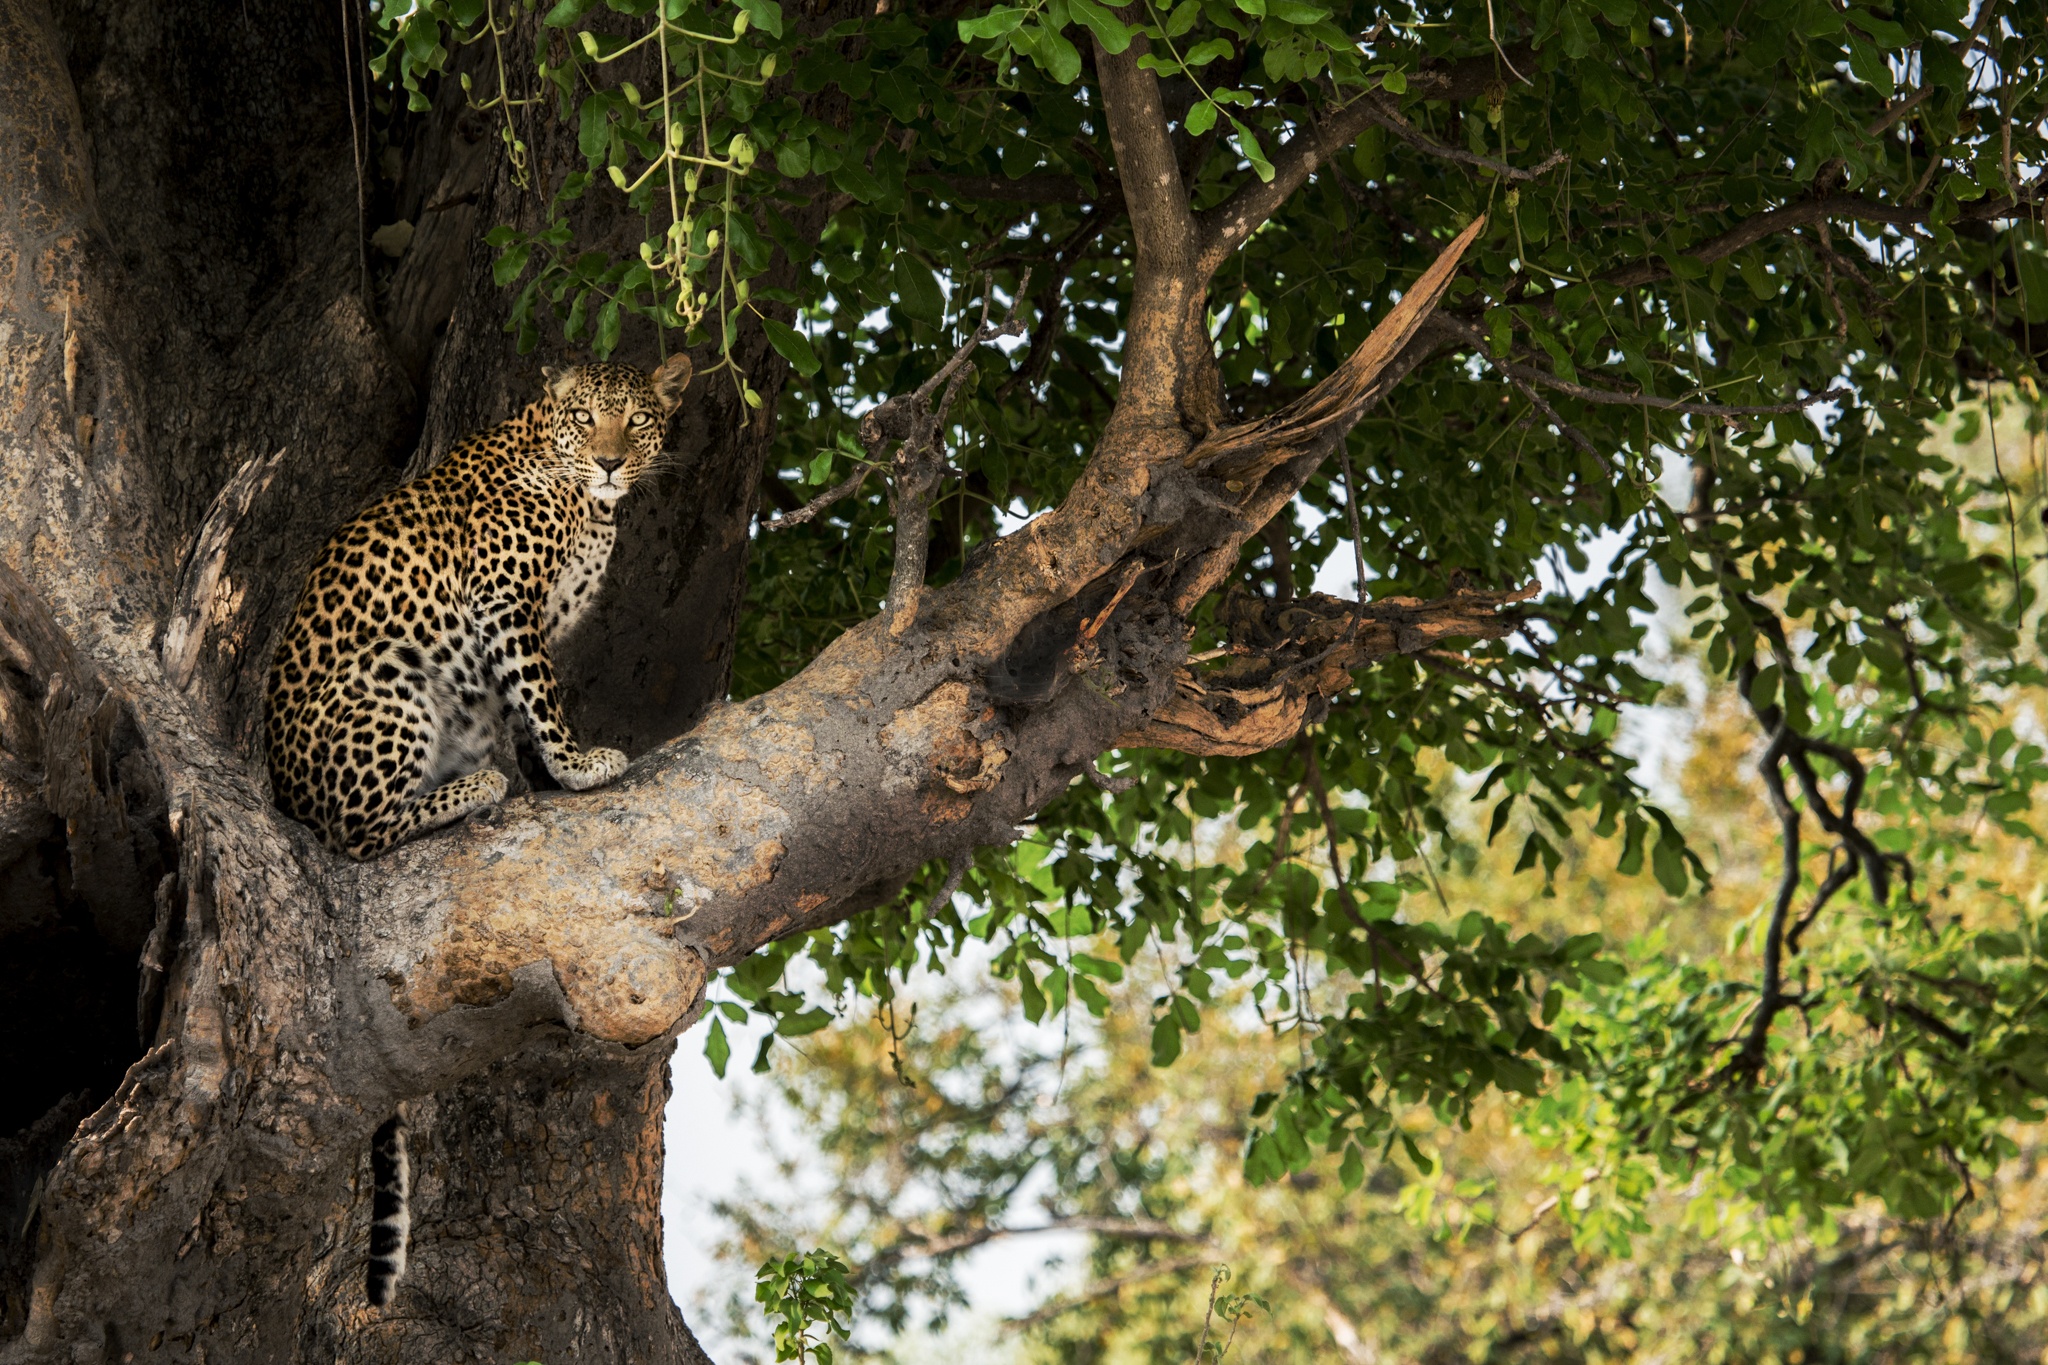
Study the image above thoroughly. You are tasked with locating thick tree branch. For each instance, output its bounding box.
[1120,583,1536,756]
[1093,31,1217,429]
[1187,216,1487,490]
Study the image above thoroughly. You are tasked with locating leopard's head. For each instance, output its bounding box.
[542,354,694,502]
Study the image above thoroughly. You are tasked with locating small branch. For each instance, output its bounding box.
[852,277,1031,632]
[1302,735,1438,996]
[1360,97,1567,185]
[760,467,873,532]
[1720,593,1900,1084]
[1601,188,2041,295]
[1004,1254,1218,1329]
[1423,314,1855,419]
[1199,55,1539,270]
[161,447,286,690]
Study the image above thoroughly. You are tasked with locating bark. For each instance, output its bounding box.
[0,0,1496,1359]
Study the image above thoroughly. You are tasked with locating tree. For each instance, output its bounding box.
[0,0,2043,1359]
[703,664,2048,1362]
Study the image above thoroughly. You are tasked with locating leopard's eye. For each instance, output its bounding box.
[628,410,654,427]
[571,408,595,426]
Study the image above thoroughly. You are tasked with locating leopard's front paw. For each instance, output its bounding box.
[555,746,629,791]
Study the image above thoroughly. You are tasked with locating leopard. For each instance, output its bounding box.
[265,353,694,865]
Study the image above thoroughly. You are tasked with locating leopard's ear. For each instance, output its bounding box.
[542,365,580,402]
[650,353,694,414]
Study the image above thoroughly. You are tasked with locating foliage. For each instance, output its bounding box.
[704,686,2048,1361]
[757,1248,857,1364]
[371,0,2048,1249]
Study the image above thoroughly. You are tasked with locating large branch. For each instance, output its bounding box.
[1092,31,1221,431]
[349,221,1496,1053]
[1119,583,1537,756]
[1187,216,1487,490]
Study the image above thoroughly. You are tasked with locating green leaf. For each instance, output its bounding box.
[764,318,821,376]
[492,243,532,286]
[595,297,621,356]
[1183,36,1233,67]
[705,1016,731,1078]
[732,0,784,37]
[892,257,946,323]
[1845,38,1895,96]
[1650,830,1688,897]
[830,160,887,204]
[1185,99,1218,136]
[542,0,601,25]
[2013,237,2048,323]
[958,4,1028,39]
[1066,0,1132,52]
[775,137,813,178]
[1015,23,1083,83]
[776,1006,834,1037]
[1228,116,1274,183]
[1151,1014,1183,1066]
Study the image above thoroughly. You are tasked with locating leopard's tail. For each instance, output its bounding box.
[366,1115,410,1307]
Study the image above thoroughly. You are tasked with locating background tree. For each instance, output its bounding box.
[0,0,2044,1360]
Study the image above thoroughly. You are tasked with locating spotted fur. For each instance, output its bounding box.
[266,355,693,860]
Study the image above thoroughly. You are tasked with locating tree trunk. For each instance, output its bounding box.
[0,0,779,1356]
[0,0,1497,1358]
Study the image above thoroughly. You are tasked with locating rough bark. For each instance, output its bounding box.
[0,0,1498,1359]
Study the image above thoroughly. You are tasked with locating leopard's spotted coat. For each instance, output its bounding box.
[265,355,693,861]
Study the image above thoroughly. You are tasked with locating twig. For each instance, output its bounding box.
[1426,314,1854,419]
[1300,735,1440,997]
[1360,96,1563,183]
[1004,1254,1217,1329]
[855,272,1032,633]
[761,466,874,532]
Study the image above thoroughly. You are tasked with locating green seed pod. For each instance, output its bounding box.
[609,164,630,190]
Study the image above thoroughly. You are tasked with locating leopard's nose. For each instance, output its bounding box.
[594,456,625,475]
